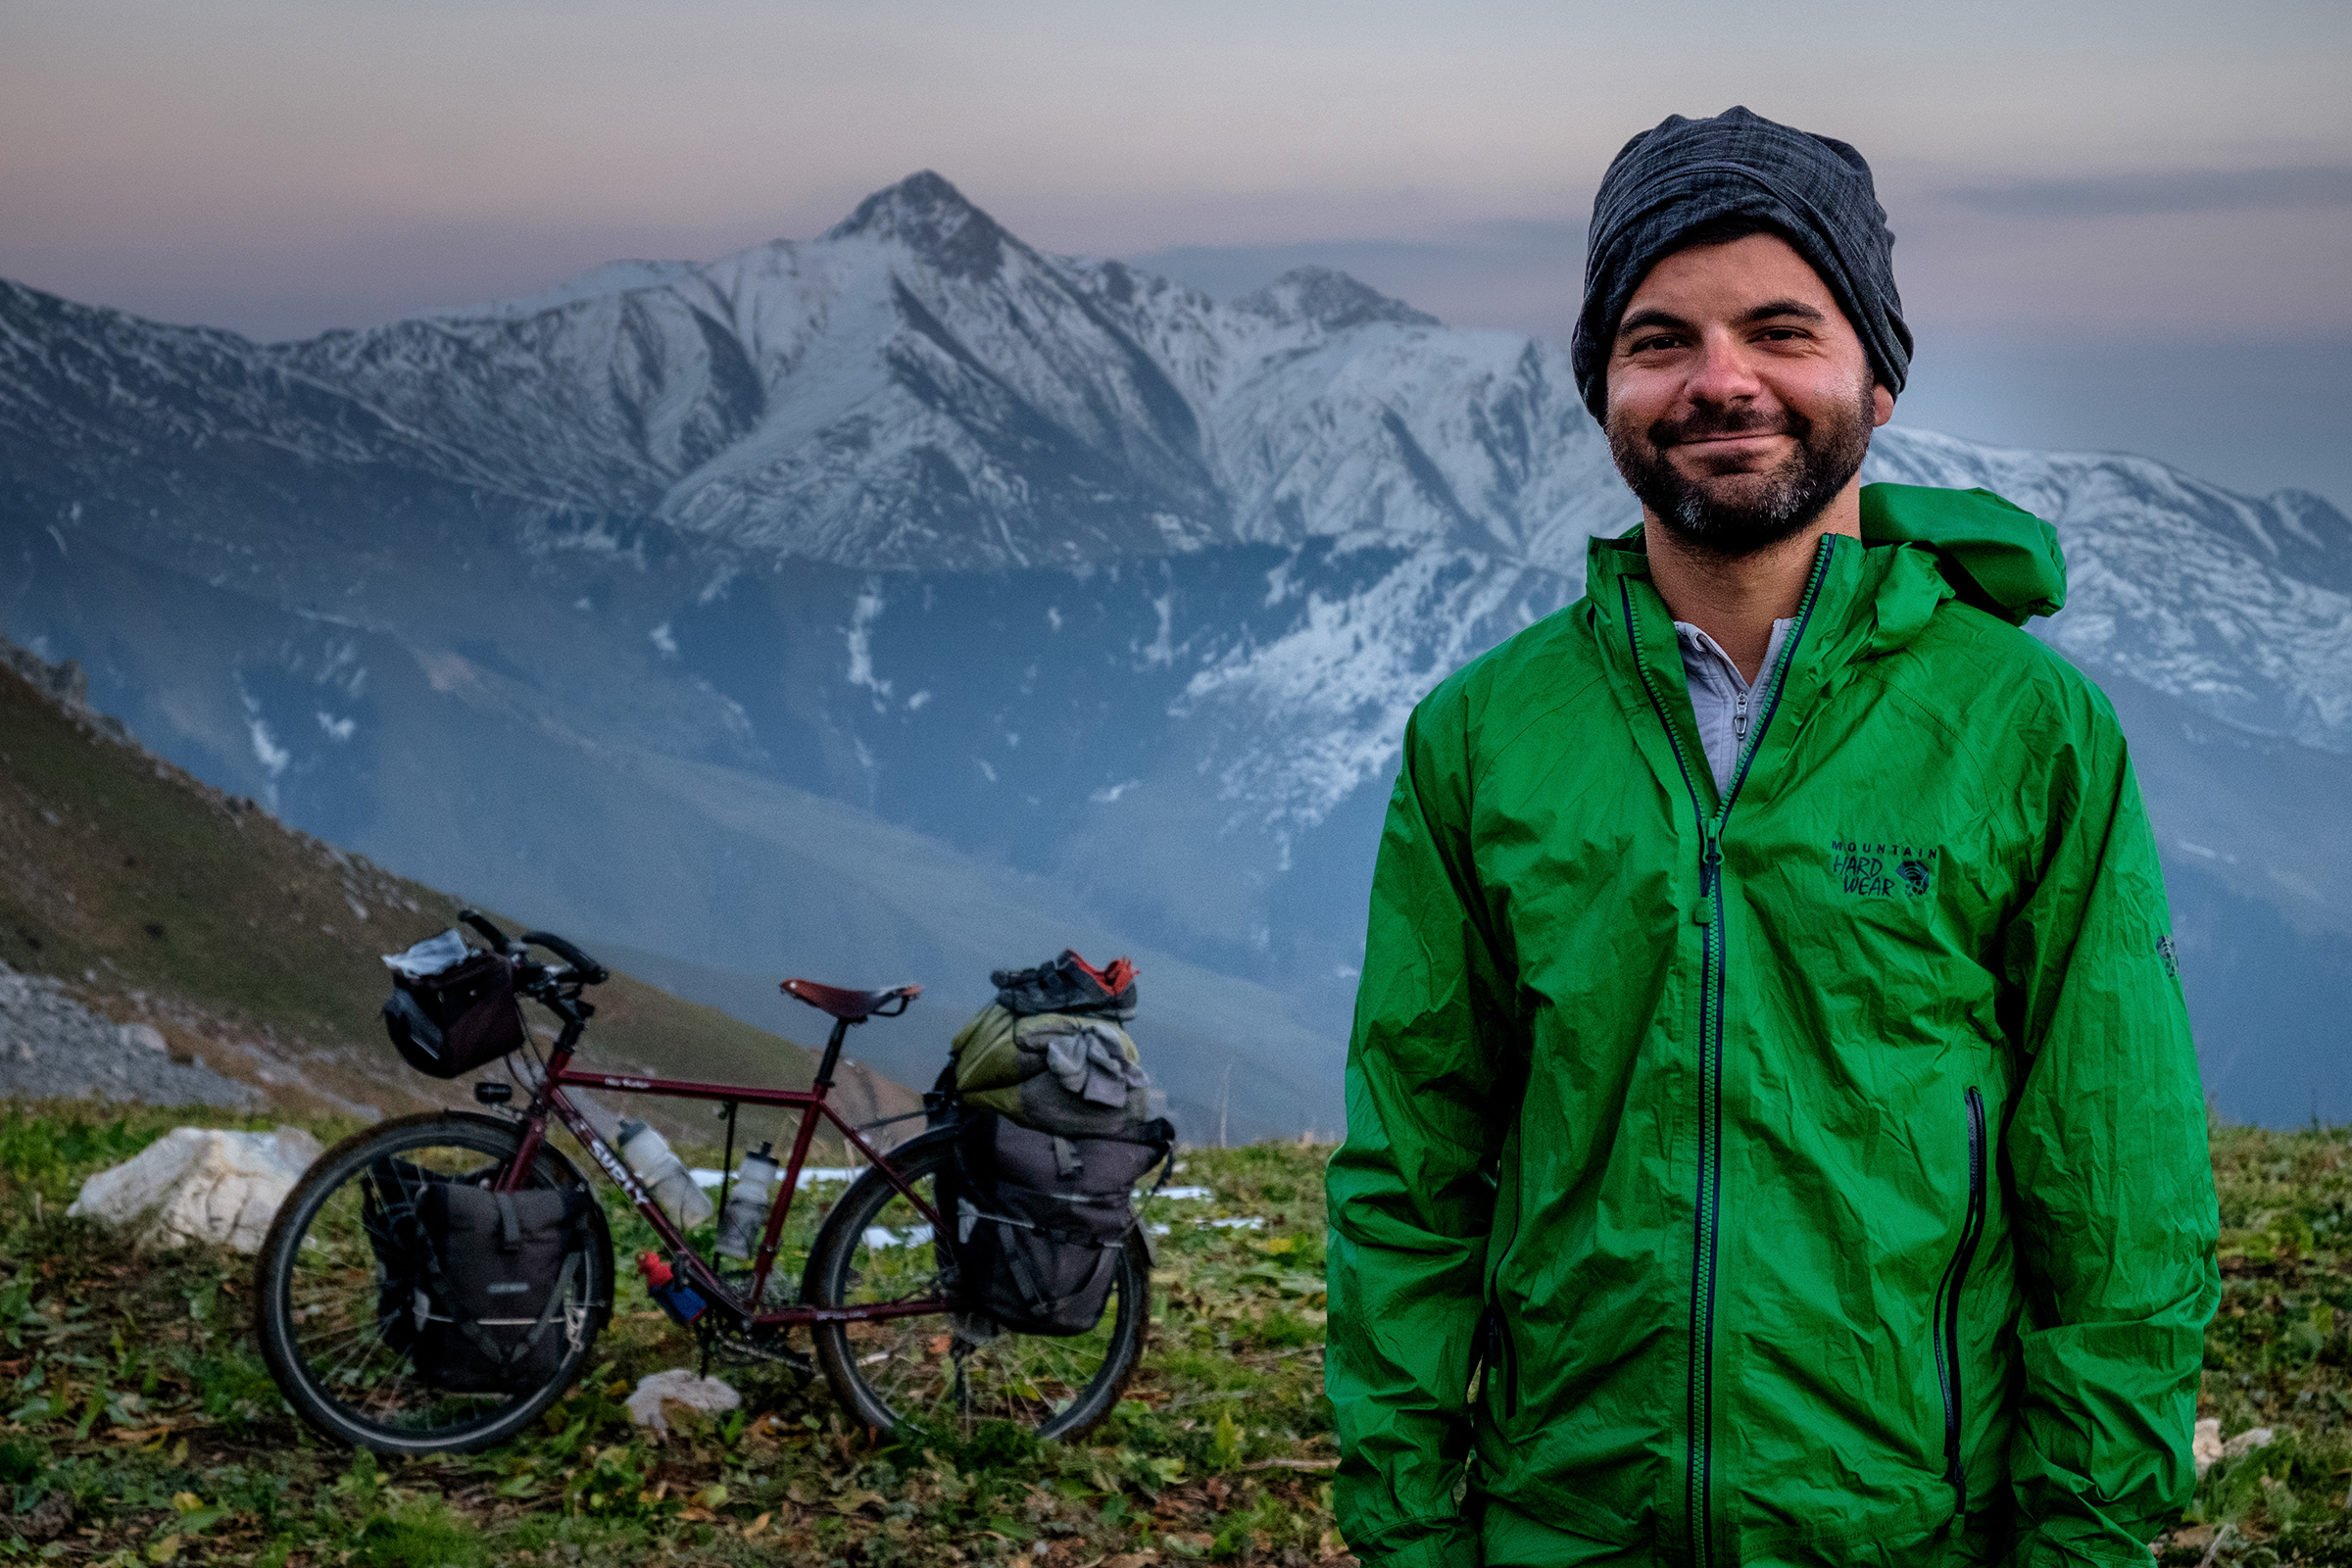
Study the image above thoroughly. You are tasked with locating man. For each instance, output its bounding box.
[1325,107,2218,1567]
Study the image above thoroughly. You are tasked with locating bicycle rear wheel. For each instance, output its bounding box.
[804,1131,1149,1442]
[254,1111,612,1455]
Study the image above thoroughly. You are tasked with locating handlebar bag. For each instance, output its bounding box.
[408,1182,597,1392]
[950,1111,1170,1336]
[381,952,526,1079]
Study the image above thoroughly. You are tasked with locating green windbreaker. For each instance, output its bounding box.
[1326,484,2220,1567]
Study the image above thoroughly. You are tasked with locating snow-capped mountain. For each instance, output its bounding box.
[3,172,2346,1129]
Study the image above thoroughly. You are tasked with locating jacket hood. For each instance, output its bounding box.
[1858,483,2066,625]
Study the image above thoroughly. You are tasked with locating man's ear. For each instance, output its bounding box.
[1871,383,1895,428]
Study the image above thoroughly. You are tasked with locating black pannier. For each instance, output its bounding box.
[381,951,526,1079]
[950,1112,1171,1337]
[360,1161,595,1392]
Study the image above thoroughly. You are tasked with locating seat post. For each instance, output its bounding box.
[813,1016,854,1092]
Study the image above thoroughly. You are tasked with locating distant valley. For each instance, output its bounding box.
[3,172,2346,1129]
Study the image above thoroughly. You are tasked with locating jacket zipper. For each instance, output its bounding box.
[1621,539,1834,1565]
[1934,1087,1988,1517]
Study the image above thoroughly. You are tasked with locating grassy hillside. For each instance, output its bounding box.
[0,644,915,1138]
[0,1113,2341,1565]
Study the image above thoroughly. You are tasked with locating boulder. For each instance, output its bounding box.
[67,1126,323,1252]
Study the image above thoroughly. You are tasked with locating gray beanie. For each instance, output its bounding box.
[1570,105,1912,421]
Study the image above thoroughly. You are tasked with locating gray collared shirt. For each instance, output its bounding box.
[1675,617,1793,796]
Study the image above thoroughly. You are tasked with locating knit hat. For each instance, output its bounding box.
[1570,105,1912,421]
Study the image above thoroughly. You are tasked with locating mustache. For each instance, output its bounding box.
[1647,405,1810,448]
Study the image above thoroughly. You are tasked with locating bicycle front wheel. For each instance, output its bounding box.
[805,1131,1149,1442]
[254,1111,613,1456]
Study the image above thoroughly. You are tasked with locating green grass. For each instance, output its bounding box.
[0,1102,1348,1566]
[0,1105,2341,1564]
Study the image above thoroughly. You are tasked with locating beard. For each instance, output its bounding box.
[1607,381,1876,560]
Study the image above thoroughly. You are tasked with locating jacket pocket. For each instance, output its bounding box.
[1932,1086,1988,1514]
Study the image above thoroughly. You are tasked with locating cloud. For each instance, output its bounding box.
[1946,167,2352,220]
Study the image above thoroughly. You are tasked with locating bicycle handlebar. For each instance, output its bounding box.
[520,931,609,986]
[458,908,514,955]
[457,909,608,985]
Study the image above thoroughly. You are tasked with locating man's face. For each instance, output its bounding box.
[1605,231,1895,558]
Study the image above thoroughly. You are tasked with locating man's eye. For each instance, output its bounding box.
[1632,335,1685,353]
[1756,328,1805,342]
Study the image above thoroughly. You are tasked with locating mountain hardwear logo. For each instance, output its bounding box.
[1829,839,1938,898]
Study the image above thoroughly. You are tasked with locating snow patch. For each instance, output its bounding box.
[845,582,893,707]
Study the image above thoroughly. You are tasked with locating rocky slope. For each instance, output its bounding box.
[0,637,914,1137]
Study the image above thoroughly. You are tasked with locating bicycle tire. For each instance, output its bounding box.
[804,1130,1149,1442]
[254,1110,613,1456]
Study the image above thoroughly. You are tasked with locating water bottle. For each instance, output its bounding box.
[715,1142,781,1259]
[617,1118,714,1227]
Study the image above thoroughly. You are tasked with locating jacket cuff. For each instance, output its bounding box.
[1996,1525,2151,1568]
[1347,1522,1481,1568]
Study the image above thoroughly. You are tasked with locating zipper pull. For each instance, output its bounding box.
[1693,829,1723,923]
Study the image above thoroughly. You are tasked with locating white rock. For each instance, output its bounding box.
[624,1369,741,1437]
[67,1125,322,1253]
[2192,1418,2224,1476]
[2222,1426,2278,1461]
[2192,1418,2278,1477]
[121,1023,169,1053]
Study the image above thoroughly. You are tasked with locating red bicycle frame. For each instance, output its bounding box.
[495,1008,948,1331]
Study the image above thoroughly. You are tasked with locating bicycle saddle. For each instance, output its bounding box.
[780,978,922,1021]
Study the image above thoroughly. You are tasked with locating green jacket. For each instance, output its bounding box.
[1325,485,2219,1568]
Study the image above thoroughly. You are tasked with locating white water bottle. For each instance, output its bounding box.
[618,1118,714,1227]
[715,1143,781,1259]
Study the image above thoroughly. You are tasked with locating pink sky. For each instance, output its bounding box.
[4,0,2346,341]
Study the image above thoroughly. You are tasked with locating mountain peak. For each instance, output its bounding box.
[824,172,1008,281]
[1235,267,1439,332]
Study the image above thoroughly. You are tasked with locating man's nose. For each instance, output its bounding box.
[1683,331,1766,406]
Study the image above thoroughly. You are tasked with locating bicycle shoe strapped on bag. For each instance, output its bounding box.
[988,950,1137,1021]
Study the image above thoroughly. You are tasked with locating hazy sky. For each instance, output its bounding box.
[6,0,2350,504]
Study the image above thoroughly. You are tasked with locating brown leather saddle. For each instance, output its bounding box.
[779,978,922,1022]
